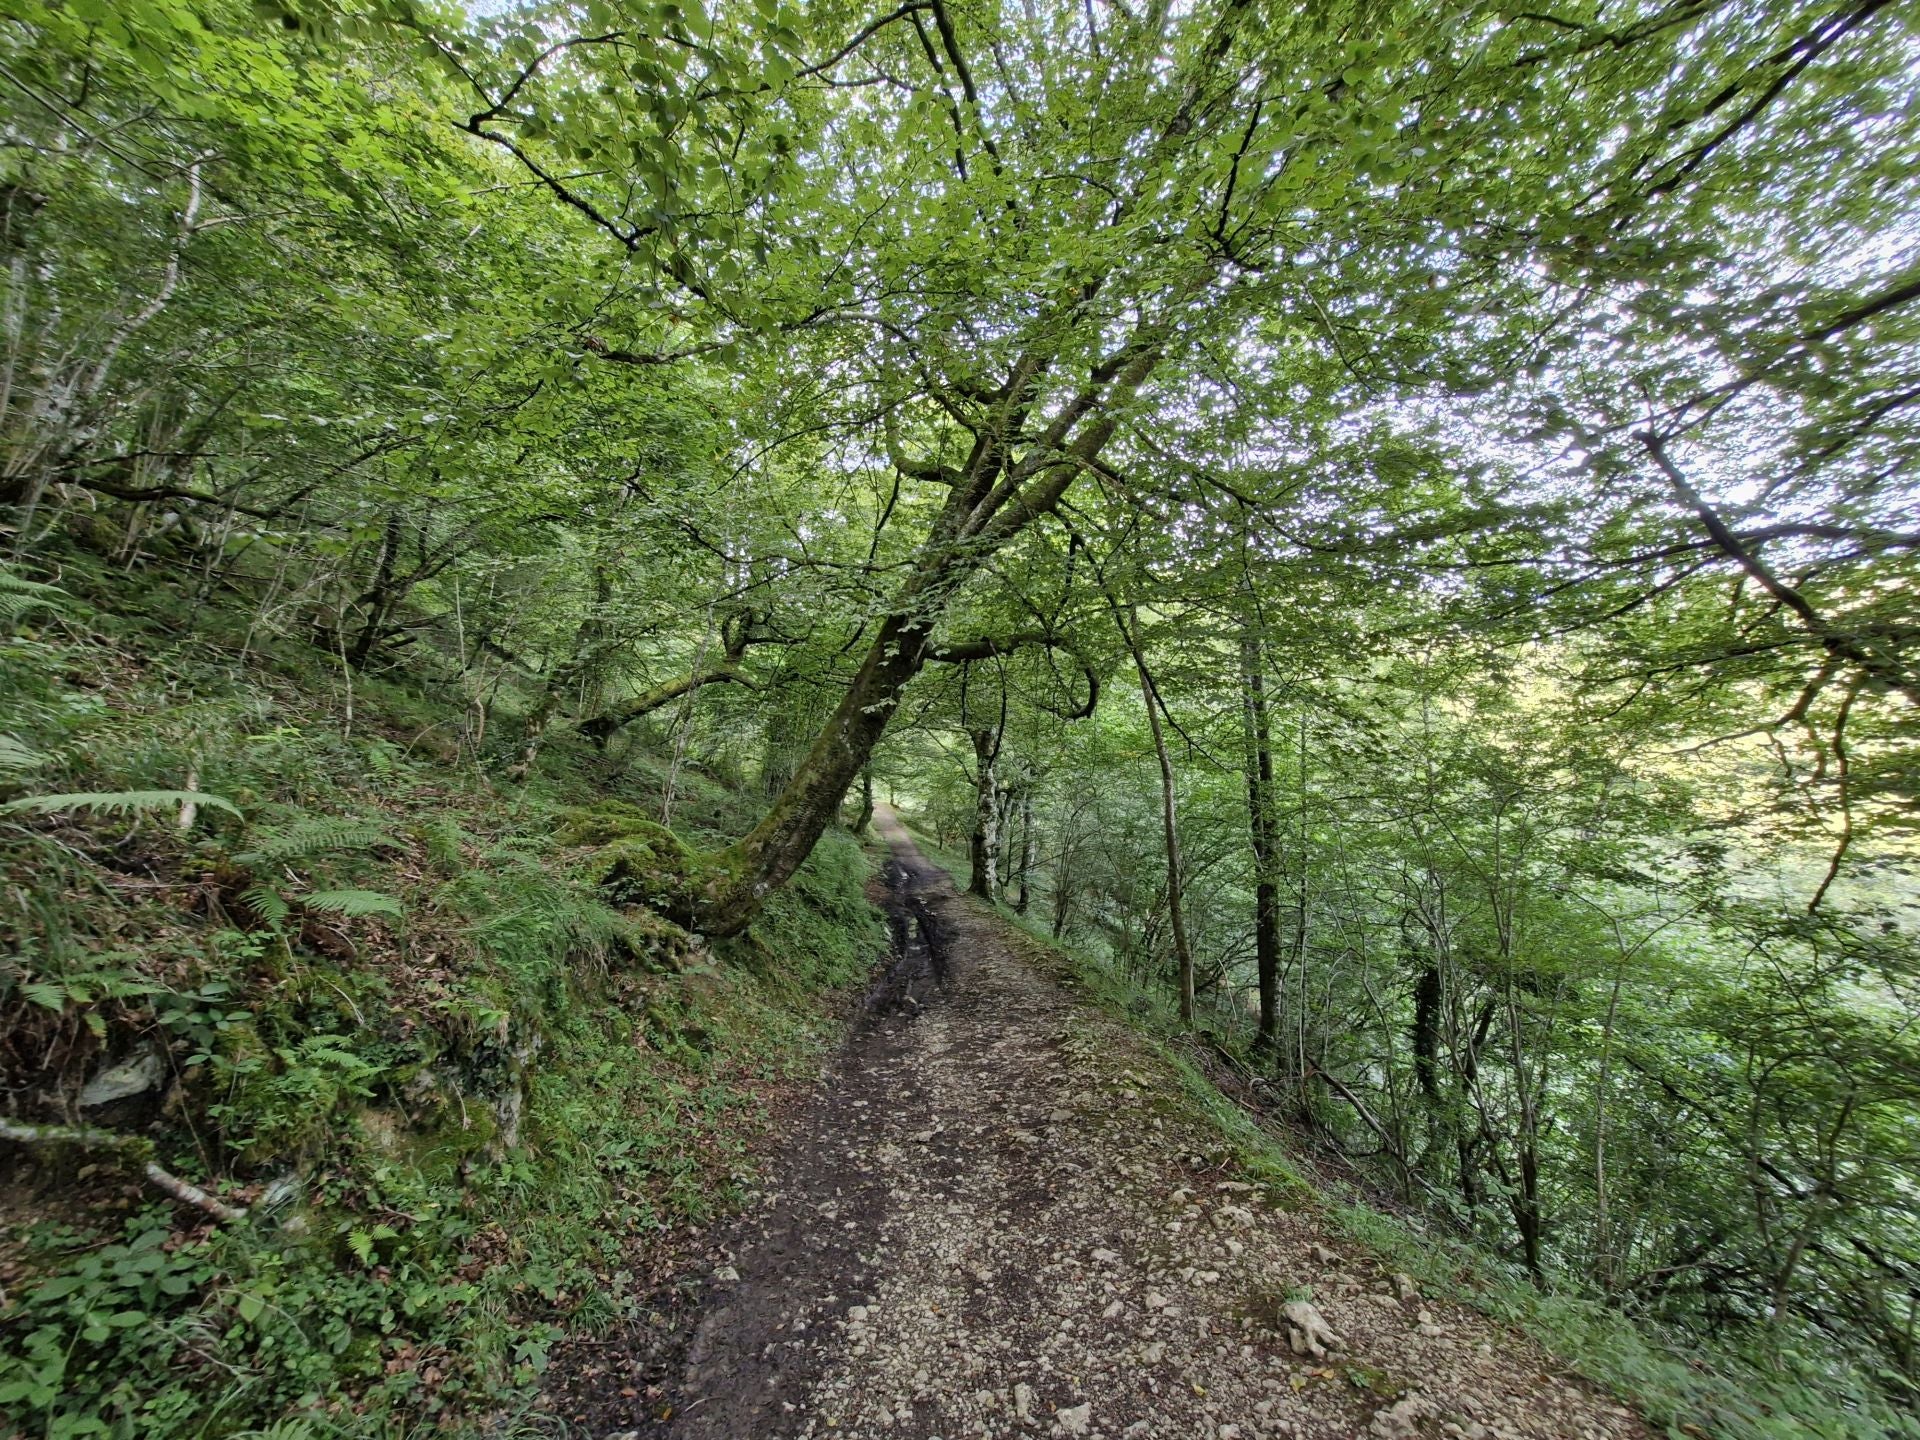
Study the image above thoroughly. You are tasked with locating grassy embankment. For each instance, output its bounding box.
[0,558,886,1439]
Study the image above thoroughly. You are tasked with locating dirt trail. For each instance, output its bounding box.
[586,811,1648,1440]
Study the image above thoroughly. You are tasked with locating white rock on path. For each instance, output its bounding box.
[1281,1299,1345,1359]
[1055,1401,1092,1435]
[1370,1393,1438,1439]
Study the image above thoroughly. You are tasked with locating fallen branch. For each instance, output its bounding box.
[0,1118,248,1222]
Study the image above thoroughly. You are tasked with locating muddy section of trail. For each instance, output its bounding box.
[543,812,958,1439]
[659,823,958,1438]
[556,811,1649,1440]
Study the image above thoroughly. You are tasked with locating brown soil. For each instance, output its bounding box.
[545,811,1650,1440]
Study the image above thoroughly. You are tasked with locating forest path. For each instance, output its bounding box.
[591,811,1647,1440]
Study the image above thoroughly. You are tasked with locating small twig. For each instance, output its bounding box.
[0,1119,248,1222]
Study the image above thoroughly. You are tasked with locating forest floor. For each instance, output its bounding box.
[544,811,1650,1440]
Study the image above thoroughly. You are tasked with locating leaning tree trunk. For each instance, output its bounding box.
[578,616,754,747]
[1117,602,1194,1026]
[679,279,1174,938]
[691,599,948,935]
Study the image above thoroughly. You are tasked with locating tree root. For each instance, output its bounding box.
[0,1119,248,1222]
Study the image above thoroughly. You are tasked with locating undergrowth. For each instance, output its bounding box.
[0,558,886,1439]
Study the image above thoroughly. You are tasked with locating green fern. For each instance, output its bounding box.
[1,789,241,818]
[240,883,293,933]
[0,569,71,623]
[0,734,45,772]
[420,814,470,872]
[300,889,402,920]
[236,816,391,865]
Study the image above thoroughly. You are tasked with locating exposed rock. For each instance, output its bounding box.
[1056,1400,1091,1435]
[79,1048,166,1107]
[1281,1300,1345,1358]
[1371,1394,1438,1438]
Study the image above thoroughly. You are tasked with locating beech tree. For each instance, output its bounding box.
[8,0,1920,1424]
[414,0,1920,934]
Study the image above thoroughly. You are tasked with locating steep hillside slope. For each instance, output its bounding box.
[0,562,886,1438]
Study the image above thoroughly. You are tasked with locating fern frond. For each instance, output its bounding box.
[0,570,70,622]
[300,889,402,920]
[236,817,391,865]
[1,789,241,818]
[241,884,292,932]
[0,734,45,772]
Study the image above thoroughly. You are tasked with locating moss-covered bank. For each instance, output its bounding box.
[0,562,886,1439]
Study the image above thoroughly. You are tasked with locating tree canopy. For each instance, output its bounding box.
[4,0,1919,1428]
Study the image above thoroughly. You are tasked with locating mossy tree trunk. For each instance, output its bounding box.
[691,604,946,934]
[678,293,1171,938]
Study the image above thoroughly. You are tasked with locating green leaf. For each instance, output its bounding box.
[0,734,45,771]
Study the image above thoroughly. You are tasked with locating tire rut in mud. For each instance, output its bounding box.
[865,854,949,1017]
[544,828,952,1440]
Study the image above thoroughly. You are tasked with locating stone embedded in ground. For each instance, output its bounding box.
[1055,1401,1091,1435]
[1281,1299,1344,1358]
[78,1047,167,1106]
[1370,1393,1438,1439]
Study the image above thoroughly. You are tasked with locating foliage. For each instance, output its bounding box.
[1015,910,1920,1440]
[0,560,885,1438]
[2,0,1919,1433]
[0,789,241,818]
